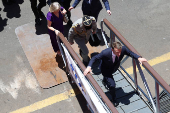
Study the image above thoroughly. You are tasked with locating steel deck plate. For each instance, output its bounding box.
[15,23,68,88]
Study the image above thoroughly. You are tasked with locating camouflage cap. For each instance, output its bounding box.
[82,15,92,26]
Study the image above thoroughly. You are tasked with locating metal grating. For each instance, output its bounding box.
[148,87,170,113]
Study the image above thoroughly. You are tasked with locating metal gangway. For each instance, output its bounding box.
[56,18,170,113]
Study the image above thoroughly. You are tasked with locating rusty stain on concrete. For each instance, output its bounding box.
[39,55,57,72]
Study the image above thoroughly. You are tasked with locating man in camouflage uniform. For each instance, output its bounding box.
[68,16,97,65]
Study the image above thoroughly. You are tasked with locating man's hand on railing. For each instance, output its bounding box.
[138,57,147,65]
[84,66,93,76]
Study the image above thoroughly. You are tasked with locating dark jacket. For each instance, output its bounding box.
[72,0,110,14]
[88,46,141,77]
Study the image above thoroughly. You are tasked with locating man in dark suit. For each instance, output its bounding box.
[68,0,111,21]
[84,42,147,106]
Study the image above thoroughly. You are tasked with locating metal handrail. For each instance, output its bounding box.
[57,33,119,113]
[101,18,170,113]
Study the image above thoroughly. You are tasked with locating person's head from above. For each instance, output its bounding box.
[49,2,61,13]
[111,42,122,58]
[82,15,92,30]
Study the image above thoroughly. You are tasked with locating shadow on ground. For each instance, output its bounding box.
[105,88,137,106]
[2,0,23,19]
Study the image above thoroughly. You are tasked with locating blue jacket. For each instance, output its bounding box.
[72,0,110,13]
[88,46,141,77]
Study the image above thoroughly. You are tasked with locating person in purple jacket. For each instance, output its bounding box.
[47,2,66,56]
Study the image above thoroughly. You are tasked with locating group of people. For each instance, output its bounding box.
[45,0,112,61]
[31,0,148,107]
[30,0,72,25]
[30,0,111,25]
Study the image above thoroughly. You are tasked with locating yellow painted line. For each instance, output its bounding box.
[125,52,170,75]
[10,88,81,113]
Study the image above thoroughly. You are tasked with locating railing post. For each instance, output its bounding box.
[132,59,138,91]
[155,82,160,113]
[136,60,157,112]
[100,20,109,48]
[56,36,66,66]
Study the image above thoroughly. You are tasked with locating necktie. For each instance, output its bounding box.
[112,52,116,63]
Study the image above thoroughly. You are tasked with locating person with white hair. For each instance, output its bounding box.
[46,2,66,56]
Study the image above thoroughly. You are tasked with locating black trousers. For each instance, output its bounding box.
[30,0,46,19]
[103,76,116,100]
[82,10,100,22]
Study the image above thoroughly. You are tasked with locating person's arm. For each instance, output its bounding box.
[83,66,92,75]
[68,0,81,11]
[124,46,147,64]
[47,13,60,36]
[68,27,76,45]
[84,50,105,75]
[138,57,147,64]
[102,0,111,15]
[47,20,60,36]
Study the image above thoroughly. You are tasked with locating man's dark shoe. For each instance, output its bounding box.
[102,80,109,90]
[111,99,119,107]
[35,18,41,25]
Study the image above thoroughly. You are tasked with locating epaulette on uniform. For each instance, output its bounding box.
[71,23,87,36]
[71,23,86,35]
[71,23,80,29]
[91,17,96,21]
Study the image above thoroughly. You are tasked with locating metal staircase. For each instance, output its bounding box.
[90,58,153,113]
[56,18,170,113]
[92,69,153,113]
